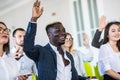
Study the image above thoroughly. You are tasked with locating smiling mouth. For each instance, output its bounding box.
[60,36,65,40]
[2,35,8,38]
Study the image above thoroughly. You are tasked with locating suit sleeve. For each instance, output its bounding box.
[23,22,39,62]
[91,29,103,48]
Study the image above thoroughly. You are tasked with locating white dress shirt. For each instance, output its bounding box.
[50,43,72,80]
[0,52,20,80]
[10,47,38,80]
[98,43,120,75]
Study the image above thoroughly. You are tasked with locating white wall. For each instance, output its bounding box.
[97,0,120,21]
[103,0,120,21]
[0,0,73,47]
[0,0,120,48]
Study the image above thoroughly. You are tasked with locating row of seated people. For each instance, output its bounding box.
[63,15,120,80]
[0,22,38,80]
[0,0,120,79]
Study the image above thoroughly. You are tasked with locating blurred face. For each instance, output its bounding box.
[0,23,9,45]
[48,24,66,46]
[13,30,26,46]
[64,34,73,48]
[108,24,120,42]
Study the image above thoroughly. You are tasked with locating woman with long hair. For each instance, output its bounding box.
[63,33,93,79]
[98,21,120,80]
[0,21,29,80]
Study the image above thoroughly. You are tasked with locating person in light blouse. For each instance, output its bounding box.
[0,21,29,80]
[98,21,120,80]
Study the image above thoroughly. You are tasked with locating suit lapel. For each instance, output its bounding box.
[45,44,57,67]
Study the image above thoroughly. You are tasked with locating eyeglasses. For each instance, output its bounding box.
[0,27,11,35]
[65,38,73,41]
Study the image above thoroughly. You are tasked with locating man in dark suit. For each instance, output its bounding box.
[23,0,83,80]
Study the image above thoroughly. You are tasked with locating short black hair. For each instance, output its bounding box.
[12,28,25,37]
[46,22,62,34]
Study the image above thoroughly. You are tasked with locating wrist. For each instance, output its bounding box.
[98,28,104,32]
[31,17,37,22]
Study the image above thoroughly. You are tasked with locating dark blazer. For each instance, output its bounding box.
[91,29,103,48]
[23,22,79,80]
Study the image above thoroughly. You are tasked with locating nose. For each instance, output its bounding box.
[21,36,24,41]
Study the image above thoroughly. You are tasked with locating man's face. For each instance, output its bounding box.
[48,24,66,46]
[13,30,26,46]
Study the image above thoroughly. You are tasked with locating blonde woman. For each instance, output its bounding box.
[63,33,93,79]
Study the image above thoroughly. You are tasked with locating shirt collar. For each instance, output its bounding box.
[0,52,7,59]
[49,43,66,52]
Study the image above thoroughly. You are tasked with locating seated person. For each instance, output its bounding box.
[63,32,93,79]
[92,16,107,48]
[98,21,120,80]
[0,21,28,80]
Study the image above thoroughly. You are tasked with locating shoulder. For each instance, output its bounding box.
[99,43,111,56]
[73,49,80,53]
[66,51,73,59]
[5,54,20,68]
[6,55,18,63]
[100,43,109,49]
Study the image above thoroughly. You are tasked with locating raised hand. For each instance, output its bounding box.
[83,33,90,48]
[98,16,107,31]
[17,74,29,80]
[31,0,43,22]
[14,47,24,60]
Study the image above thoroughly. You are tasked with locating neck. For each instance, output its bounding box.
[84,44,90,49]
[0,45,4,57]
[109,40,117,46]
[109,40,119,52]
[63,46,71,53]
[50,42,62,48]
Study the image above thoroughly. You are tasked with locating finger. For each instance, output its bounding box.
[18,75,28,80]
[23,75,28,80]
[34,0,40,7]
[39,7,44,14]
[16,48,20,53]
[17,75,23,80]
[36,0,40,6]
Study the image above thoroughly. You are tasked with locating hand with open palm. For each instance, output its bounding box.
[31,0,44,22]
[98,16,107,32]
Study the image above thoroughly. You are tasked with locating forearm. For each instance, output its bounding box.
[106,69,120,80]
[24,22,37,50]
[92,29,102,48]
[23,22,38,60]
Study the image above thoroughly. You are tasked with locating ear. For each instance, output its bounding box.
[13,37,16,42]
[47,33,51,38]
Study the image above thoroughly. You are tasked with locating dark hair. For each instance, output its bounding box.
[46,22,62,34]
[102,21,120,51]
[12,28,25,37]
[0,21,10,54]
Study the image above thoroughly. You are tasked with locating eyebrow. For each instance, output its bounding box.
[0,27,7,29]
